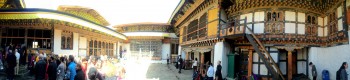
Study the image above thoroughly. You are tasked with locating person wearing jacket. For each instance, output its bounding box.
[35,56,46,80]
[75,63,85,80]
[67,55,77,80]
[47,56,57,80]
[56,57,66,80]
[339,62,348,80]
[6,50,16,80]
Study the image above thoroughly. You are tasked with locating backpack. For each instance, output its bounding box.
[336,69,341,80]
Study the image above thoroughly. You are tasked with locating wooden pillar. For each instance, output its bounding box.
[287,48,294,80]
[248,49,253,79]
[186,52,189,60]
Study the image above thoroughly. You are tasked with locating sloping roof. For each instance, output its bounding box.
[57,5,110,26]
[113,22,170,28]
[167,0,185,24]
[0,8,126,40]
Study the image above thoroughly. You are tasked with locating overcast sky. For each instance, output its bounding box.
[24,0,180,28]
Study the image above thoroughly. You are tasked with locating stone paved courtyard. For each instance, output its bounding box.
[124,59,192,80]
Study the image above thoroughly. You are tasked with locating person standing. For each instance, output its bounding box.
[309,62,317,80]
[215,61,223,80]
[178,55,183,73]
[75,63,85,80]
[167,54,170,64]
[14,49,20,75]
[35,56,46,80]
[47,56,57,80]
[192,58,198,73]
[207,63,214,80]
[56,57,66,80]
[67,55,77,80]
[337,62,348,80]
[6,50,16,80]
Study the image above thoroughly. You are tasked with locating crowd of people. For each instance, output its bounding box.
[0,43,126,80]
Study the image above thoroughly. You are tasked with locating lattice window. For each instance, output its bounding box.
[328,12,338,34]
[199,13,207,38]
[265,11,284,34]
[306,15,318,36]
[61,30,73,49]
[187,19,199,41]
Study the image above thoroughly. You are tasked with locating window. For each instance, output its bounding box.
[265,11,284,34]
[61,30,73,49]
[32,41,38,48]
[306,15,317,35]
[328,12,338,34]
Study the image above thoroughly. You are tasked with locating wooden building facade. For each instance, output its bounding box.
[169,0,350,79]
[0,2,126,58]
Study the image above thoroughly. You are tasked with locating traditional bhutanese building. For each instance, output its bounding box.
[169,0,350,79]
[114,22,178,62]
[0,1,126,58]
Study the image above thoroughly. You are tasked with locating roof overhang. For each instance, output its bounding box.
[122,32,178,38]
[0,8,127,40]
[167,0,185,24]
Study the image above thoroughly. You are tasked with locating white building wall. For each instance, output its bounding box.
[78,37,87,57]
[161,43,171,60]
[309,32,350,79]
[214,42,230,78]
[53,29,79,56]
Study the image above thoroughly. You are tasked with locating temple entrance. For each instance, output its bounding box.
[234,49,248,79]
[203,51,211,64]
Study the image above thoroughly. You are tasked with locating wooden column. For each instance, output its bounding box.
[287,48,294,80]
[186,52,189,60]
[248,49,253,79]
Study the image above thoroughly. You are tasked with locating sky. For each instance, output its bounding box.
[24,0,180,28]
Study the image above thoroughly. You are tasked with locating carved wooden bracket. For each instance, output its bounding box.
[275,44,304,51]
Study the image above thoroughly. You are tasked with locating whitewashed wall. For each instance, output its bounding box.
[347,0,350,7]
[161,43,171,60]
[297,49,307,74]
[286,11,296,21]
[214,42,230,78]
[53,29,79,56]
[285,23,296,33]
[308,31,350,79]
[78,37,87,57]
[298,12,306,35]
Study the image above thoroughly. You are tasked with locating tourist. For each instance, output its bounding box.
[57,57,66,80]
[67,55,77,80]
[81,57,88,76]
[14,49,20,75]
[192,58,198,73]
[35,55,46,80]
[178,55,183,73]
[47,56,57,80]
[207,63,214,80]
[309,62,317,80]
[75,63,86,80]
[215,61,223,80]
[167,54,169,64]
[6,50,16,80]
[337,62,348,80]
[88,56,98,80]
